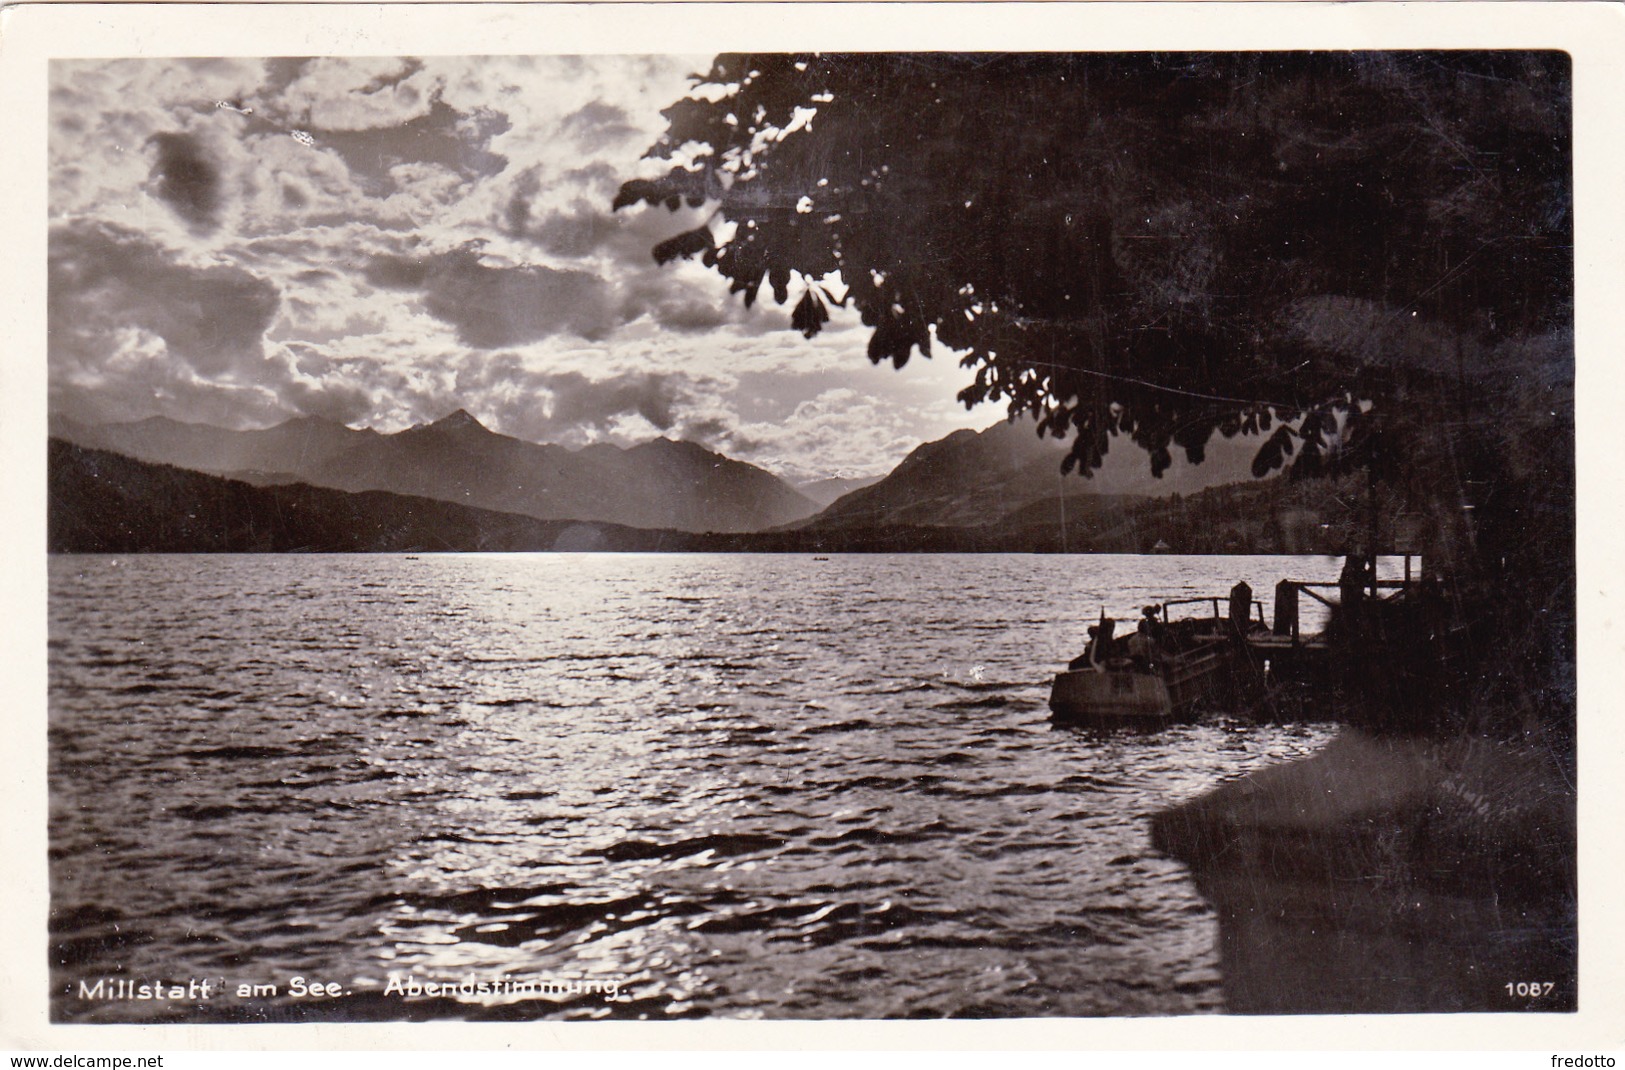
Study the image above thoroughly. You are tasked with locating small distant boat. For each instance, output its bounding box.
[1049,597,1258,726]
[813,556,830,561]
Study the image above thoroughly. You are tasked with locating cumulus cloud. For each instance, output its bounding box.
[500,166,622,259]
[544,369,686,432]
[50,220,280,378]
[718,387,984,483]
[45,55,995,482]
[146,132,223,232]
[501,166,544,234]
[304,99,509,195]
[266,343,381,425]
[559,99,641,150]
[48,327,293,428]
[498,160,710,269]
[276,57,439,132]
[645,296,732,333]
[363,244,618,347]
[515,200,623,259]
[436,351,722,445]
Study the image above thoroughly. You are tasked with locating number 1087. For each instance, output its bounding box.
[1506,982,1555,998]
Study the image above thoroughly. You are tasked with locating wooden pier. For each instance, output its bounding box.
[1054,554,1431,723]
[1240,555,1424,687]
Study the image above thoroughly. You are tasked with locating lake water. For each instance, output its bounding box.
[47,552,1354,1022]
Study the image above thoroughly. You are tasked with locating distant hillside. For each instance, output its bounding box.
[50,413,379,478]
[51,439,1406,556]
[806,417,1265,530]
[981,477,1391,555]
[758,474,1400,555]
[48,440,693,554]
[53,410,820,534]
[793,474,883,509]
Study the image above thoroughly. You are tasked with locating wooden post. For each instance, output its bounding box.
[1366,465,1380,599]
[1274,580,1300,641]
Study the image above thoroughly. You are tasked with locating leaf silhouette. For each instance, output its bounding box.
[1251,424,1296,478]
[867,320,926,368]
[769,265,792,305]
[611,179,661,212]
[651,226,714,266]
[791,289,830,339]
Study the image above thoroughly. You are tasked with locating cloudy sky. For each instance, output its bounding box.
[47,56,997,483]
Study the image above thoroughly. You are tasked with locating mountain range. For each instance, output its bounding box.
[799,417,1260,531]
[50,407,1269,545]
[792,474,884,509]
[49,438,1370,556]
[46,440,678,553]
[52,410,818,534]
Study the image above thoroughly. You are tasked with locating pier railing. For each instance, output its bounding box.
[1273,554,1422,644]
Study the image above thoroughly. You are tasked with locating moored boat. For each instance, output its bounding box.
[1049,595,1260,726]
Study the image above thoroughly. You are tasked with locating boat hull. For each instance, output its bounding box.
[1049,667,1174,723]
[1049,641,1235,725]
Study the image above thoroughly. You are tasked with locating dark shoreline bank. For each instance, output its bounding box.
[1150,727,1577,1014]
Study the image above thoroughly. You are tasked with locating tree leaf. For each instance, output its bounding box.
[1251,437,1281,479]
[769,266,792,305]
[867,321,916,368]
[791,289,830,339]
[612,179,665,212]
[651,226,714,266]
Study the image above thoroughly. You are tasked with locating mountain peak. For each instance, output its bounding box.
[636,436,718,459]
[416,408,495,435]
[432,408,483,428]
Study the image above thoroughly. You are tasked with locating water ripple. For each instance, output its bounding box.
[49,552,1338,1022]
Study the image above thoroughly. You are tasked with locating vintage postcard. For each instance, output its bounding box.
[3,0,1622,1055]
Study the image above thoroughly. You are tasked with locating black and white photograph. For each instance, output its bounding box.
[6,0,1623,1050]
